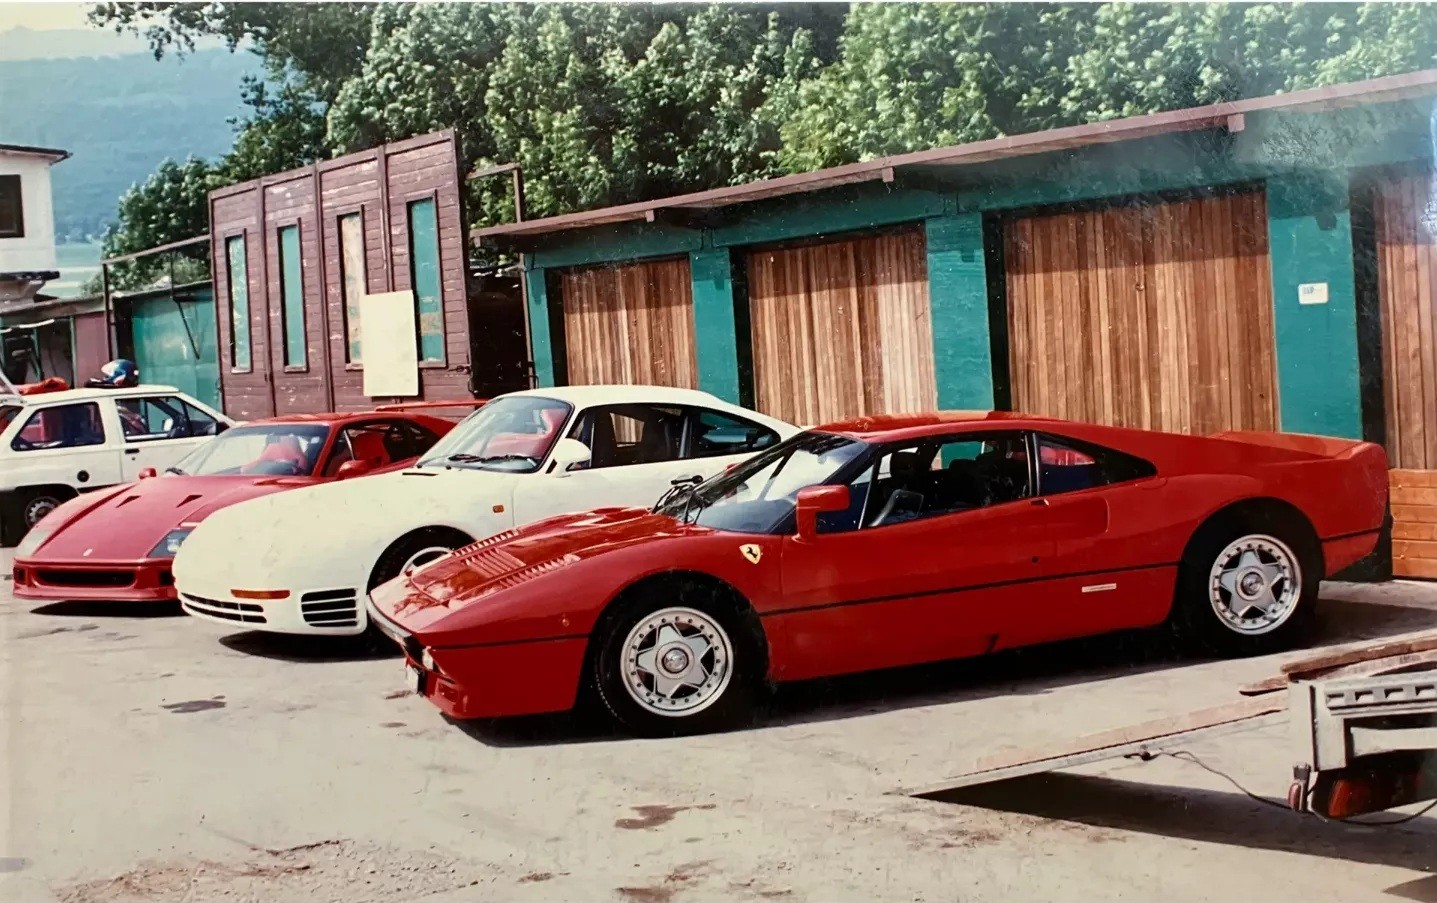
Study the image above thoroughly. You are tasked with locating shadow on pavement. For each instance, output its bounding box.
[920,771,1437,874]
[219,631,399,663]
[28,600,182,619]
[456,593,1437,747]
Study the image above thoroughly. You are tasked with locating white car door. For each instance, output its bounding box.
[8,400,124,489]
[113,393,224,481]
[511,402,784,523]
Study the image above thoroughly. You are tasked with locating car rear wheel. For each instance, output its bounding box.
[591,583,761,737]
[1172,515,1319,657]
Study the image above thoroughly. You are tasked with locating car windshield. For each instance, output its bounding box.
[167,424,331,477]
[416,395,573,472]
[658,431,869,535]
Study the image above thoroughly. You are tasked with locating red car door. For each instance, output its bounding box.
[764,430,1058,682]
[994,432,1176,649]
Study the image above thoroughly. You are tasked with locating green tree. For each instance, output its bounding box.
[94,157,219,291]
[780,2,1437,170]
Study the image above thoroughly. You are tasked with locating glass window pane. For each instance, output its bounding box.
[339,212,366,363]
[689,409,780,459]
[278,225,306,368]
[11,403,105,451]
[226,236,250,370]
[407,197,444,363]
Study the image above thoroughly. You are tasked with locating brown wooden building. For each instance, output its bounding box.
[207,130,523,420]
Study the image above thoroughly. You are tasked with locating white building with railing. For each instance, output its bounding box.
[0,142,70,305]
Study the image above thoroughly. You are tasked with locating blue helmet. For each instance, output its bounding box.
[86,359,140,388]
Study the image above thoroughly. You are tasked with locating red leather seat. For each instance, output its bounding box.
[242,436,309,474]
[349,429,390,467]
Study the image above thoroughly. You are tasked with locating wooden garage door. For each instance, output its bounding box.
[559,258,698,388]
[1374,172,1437,579]
[747,228,937,426]
[1005,190,1278,435]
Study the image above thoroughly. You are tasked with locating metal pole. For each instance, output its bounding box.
[101,261,113,360]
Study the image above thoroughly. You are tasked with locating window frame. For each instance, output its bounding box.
[405,193,446,367]
[116,395,193,444]
[0,174,23,239]
[277,223,308,371]
[225,234,252,373]
[566,403,689,471]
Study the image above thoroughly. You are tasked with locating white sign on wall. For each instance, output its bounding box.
[358,290,420,397]
[1298,282,1329,305]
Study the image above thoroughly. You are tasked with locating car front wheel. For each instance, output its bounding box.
[591,583,762,737]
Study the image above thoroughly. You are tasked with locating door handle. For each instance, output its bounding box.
[124,448,140,455]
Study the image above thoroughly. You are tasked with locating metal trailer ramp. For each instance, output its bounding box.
[901,696,1286,797]
[901,631,1437,801]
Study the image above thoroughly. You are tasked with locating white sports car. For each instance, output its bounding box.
[172,385,797,637]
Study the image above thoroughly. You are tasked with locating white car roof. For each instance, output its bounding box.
[503,384,723,406]
[1,384,184,407]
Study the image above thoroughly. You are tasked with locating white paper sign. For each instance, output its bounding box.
[358,290,420,397]
[1298,282,1329,305]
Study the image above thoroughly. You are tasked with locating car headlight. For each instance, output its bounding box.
[15,525,54,558]
[421,648,437,672]
[148,528,193,559]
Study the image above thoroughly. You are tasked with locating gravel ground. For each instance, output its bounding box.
[3,550,1436,903]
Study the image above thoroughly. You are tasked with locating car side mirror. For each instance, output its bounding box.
[335,459,374,480]
[137,466,158,480]
[795,485,850,541]
[549,438,592,476]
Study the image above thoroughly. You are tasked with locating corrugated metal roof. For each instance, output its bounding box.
[473,68,1437,246]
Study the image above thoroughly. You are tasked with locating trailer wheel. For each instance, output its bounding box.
[1172,509,1320,657]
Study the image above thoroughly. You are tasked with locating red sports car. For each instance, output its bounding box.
[12,411,456,602]
[367,412,1390,736]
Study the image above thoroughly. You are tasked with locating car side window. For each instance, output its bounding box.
[1035,434,1158,496]
[10,403,106,451]
[178,399,219,436]
[836,432,1032,531]
[568,404,685,470]
[687,408,780,460]
[386,420,440,460]
[116,395,199,442]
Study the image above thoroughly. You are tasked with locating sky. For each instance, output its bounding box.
[0,2,92,32]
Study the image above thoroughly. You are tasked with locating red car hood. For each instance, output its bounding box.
[32,475,317,561]
[376,507,692,633]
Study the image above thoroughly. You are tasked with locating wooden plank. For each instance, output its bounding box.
[1394,538,1437,564]
[1278,630,1437,677]
[1392,485,1437,505]
[1393,520,1437,541]
[560,257,697,389]
[1392,469,1437,488]
[1243,648,1437,696]
[1375,172,1437,471]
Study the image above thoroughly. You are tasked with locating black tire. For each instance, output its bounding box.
[1,487,73,546]
[590,579,764,737]
[363,527,472,648]
[1170,510,1321,658]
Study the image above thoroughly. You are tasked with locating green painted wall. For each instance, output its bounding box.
[1265,174,1363,439]
[924,212,994,410]
[688,247,741,402]
[130,287,221,410]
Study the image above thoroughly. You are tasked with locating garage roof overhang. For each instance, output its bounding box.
[472,68,1437,251]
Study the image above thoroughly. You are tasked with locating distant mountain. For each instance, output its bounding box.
[0,35,257,241]
[0,25,154,61]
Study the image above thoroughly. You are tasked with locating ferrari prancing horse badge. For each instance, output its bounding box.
[740,544,762,564]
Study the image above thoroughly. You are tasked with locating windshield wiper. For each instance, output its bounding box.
[443,452,537,467]
[444,453,486,463]
[164,466,185,475]
[653,474,704,521]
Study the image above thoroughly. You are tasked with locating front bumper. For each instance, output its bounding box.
[367,599,587,719]
[177,575,367,636]
[12,556,177,602]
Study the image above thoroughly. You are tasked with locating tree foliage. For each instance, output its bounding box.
[92,1,1437,255]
